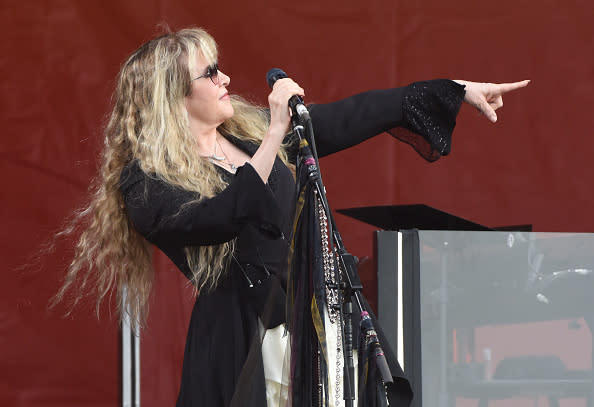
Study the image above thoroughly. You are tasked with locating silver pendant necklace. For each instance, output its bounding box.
[206,140,226,162]
[209,157,237,172]
[206,139,236,172]
[209,153,227,162]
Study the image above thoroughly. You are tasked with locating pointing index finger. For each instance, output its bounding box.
[496,79,531,94]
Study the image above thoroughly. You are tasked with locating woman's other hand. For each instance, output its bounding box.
[454,79,530,123]
[267,78,305,137]
[249,79,305,182]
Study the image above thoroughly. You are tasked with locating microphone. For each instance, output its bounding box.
[266,68,310,121]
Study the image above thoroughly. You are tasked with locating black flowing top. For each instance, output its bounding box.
[119,80,465,407]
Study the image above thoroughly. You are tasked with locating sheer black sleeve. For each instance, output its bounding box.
[389,80,465,161]
[307,79,465,162]
[119,161,283,247]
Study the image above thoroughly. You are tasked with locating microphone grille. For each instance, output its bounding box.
[266,68,287,88]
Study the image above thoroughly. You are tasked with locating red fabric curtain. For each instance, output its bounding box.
[2,1,593,405]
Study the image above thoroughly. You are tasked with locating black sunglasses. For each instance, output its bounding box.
[192,63,219,85]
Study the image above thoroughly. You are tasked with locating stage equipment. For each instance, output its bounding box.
[369,228,594,407]
[121,285,140,407]
[278,73,396,407]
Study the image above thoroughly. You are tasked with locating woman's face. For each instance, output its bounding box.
[184,52,233,130]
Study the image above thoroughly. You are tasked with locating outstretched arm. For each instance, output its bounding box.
[306,79,529,161]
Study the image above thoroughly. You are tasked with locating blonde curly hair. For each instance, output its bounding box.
[53,27,291,329]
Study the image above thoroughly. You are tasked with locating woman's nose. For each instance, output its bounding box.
[218,70,230,86]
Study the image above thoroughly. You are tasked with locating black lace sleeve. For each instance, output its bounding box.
[389,80,465,162]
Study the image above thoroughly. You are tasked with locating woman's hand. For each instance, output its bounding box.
[267,78,305,138]
[454,79,530,123]
[249,78,305,182]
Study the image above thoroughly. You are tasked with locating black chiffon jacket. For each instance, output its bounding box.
[119,80,465,407]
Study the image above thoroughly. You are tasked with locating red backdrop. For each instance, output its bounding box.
[2,1,593,406]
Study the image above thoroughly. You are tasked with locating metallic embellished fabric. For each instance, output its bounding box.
[390,80,465,162]
[317,191,342,325]
[316,190,344,406]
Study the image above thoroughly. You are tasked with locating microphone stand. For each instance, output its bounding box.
[291,114,392,407]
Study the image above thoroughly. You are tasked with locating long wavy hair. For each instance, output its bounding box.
[53,27,291,329]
